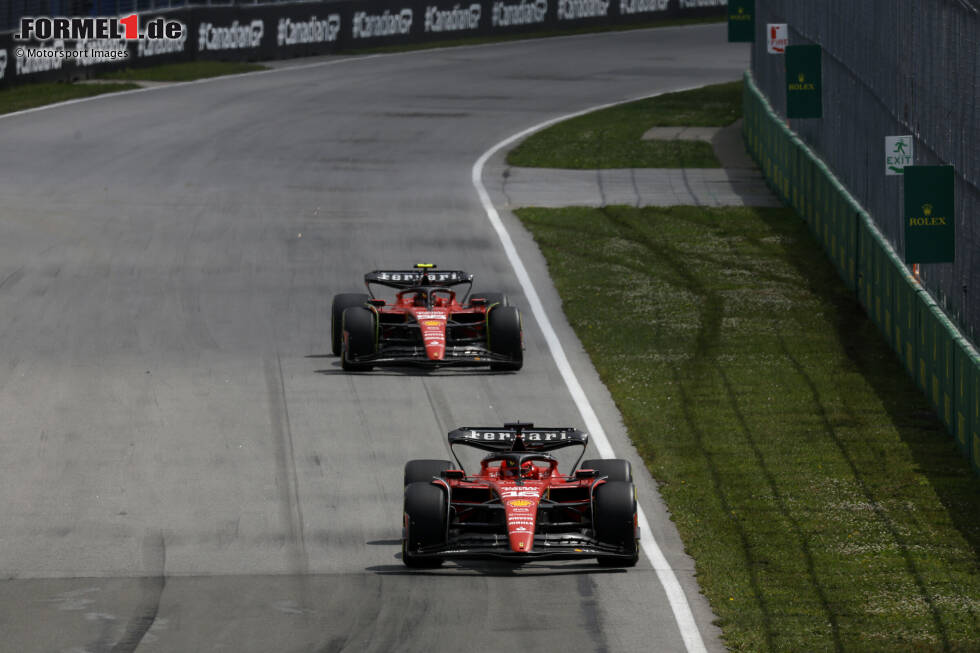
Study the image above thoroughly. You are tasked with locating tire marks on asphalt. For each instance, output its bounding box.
[108,531,166,653]
[264,354,309,576]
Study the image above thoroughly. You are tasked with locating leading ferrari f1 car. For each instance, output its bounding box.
[331,264,523,371]
[402,422,640,567]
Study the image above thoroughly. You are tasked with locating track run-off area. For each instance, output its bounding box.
[0,25,747,653]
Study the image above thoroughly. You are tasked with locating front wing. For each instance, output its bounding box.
[348,344,518,367]
[404,530,640,562]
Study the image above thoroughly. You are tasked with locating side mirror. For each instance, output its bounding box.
[442,469,465,480]
[367,299,386,307]
[574,469,597,479]
[469,297,488,306]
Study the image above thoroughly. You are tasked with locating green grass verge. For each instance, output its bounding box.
[506,81,742,168]
[516,204,980,652]
[0,82,141,115]
[339,16,724,55]
[0,61,266,115]
[98,61,267,82]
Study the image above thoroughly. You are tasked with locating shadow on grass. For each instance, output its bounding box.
[758,210,980,566]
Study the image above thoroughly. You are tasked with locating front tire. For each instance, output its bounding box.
[403,482,448,568]
[487,305,523,371]
[593,481,639,567]
[341,306,376,371]
[331,293,370,355]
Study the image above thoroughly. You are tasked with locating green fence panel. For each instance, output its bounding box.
[855,222,864,307]
[974,358,980,475]
[813,168,825,247]
[844,206,859,292]
[893,268,918,375]
[804,155,810,224]
[916,300,953,429]
[873,238,886,334]
[917,294,933,396]
[857,218,873,313]
[781,136,790,202]
[818,167,832,251]
[792,146,802,214]
[834,195,849,286]
[953,338,975,459]
[826,193,839,271]
[880,248,895,350]
[934,306,956,432]
[810,156,818,224]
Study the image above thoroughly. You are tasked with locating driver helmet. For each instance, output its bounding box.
[500,459,538,479]
[521,461,540,479]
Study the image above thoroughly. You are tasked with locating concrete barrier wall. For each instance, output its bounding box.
[0,0,727,88]
[743,71,980,476]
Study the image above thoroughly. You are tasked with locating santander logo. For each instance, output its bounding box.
[411,309,447,360]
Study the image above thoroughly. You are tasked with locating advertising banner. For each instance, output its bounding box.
[904,165,955,264]
[0,0,727,88]
[785,44,821,119]
[727,0,753,42]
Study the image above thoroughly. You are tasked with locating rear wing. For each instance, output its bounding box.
[364,267,473,292]
[448,423,588,473]
[448,423,588,453]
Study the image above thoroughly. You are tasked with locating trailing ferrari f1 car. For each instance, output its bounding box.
[331,264,523,371]
[402,422,640,567]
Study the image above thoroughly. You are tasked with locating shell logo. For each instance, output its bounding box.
[423,320,442,326]
[508,499,533,507]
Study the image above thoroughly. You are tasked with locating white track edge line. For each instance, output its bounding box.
[471,88,709,653]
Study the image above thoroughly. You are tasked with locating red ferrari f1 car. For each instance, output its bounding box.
[331,264,523,371]
[402,422,640,567]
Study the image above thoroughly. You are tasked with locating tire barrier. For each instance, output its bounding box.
[0,0,727,88]
[743,71,980,477]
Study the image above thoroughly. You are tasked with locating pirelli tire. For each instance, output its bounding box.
[487,304,523,371]
[470,291,508,308]
[341,306,377,371]
[403,481,448,568]
[580,458,633,483]
[331,293,370,355]
[404,459,453,486]
[593,480,639,567]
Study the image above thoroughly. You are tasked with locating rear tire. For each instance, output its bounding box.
[487,305,523,371]
[341,306,376,371]
[404,459,452,486]
[331,293,370,355]
[403,482,448,568]
[593,481,639,567]
[580,459,633,483]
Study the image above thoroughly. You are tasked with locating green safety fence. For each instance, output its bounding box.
[743,71,980,476]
